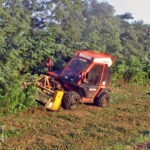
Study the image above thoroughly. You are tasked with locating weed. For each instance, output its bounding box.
[101,144,126,150]
[135,133,150,144]
[57,114,80,123]
[88,110,99,115]
[0,124,21,146]
[110,93,131,104]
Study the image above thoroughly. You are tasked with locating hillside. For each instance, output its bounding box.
[0,84,150,150]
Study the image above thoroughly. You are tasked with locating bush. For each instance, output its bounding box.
[111,55,149,84]
[0,74,38,115]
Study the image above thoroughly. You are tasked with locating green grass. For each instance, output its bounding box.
[0,125,21,145]
[0,84,150,149]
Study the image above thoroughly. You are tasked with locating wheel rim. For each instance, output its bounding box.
[102,98,108,107]
[71,98,79,109]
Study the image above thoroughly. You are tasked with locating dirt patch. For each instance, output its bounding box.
[134,141,150,150]
[22,106,47,115]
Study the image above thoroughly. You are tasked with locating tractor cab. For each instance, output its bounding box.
[47,51,115,85]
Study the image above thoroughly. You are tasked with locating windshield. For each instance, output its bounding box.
[61,56,91,82]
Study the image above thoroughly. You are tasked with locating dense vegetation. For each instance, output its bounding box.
[0,0,150,113]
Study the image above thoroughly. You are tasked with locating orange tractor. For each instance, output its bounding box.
[36,51,116,111]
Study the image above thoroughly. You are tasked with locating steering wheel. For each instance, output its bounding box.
[62,68,76,77]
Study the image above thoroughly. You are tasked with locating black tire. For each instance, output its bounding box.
[94,92,110,107]
[62,91,80,110]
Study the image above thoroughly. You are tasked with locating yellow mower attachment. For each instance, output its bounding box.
[45,90,64,111]
[36,75,64,111]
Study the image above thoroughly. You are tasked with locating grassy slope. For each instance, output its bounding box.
[0,84,150,150]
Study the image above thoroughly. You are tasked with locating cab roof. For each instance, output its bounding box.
[75,50,115,59]
[75,50,116,67]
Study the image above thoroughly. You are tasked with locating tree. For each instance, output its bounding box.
[117,12,133,21]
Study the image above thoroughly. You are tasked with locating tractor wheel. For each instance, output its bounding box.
[62,91,80,110]
[94,92,110,107]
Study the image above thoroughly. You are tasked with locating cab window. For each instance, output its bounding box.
[84,65,103,85]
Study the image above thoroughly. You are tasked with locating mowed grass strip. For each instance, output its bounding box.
[0,85,150,150]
